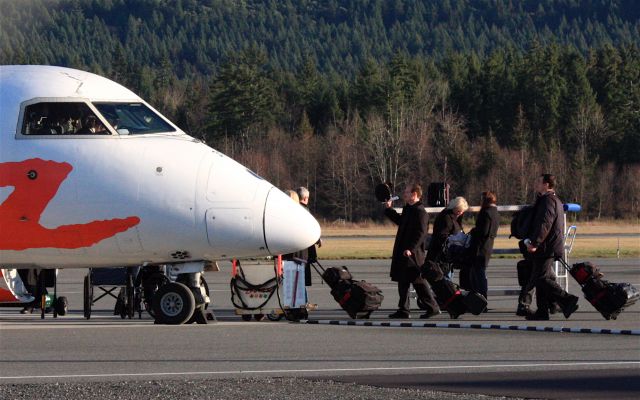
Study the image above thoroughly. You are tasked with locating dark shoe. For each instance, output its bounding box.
[20,306,33,314]
[525,312,550,321]
[419,309,441,319]
[516,304,531,317]
[562,296,579,319]
[388,310,410,319]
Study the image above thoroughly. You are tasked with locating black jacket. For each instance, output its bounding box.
[426,209,463,262]
[528,191,564,259]
[469,205,499,268]
[385,201,429,282]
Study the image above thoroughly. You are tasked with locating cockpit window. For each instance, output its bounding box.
[22,102,109,135]
[93,102,175,135]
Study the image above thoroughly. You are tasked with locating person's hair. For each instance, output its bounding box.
[296,186,310,200]
[481,191,497,208]
[447,196,469,213]
[541,174,556,189]
[285,189,299,203]
[409,183,422,199]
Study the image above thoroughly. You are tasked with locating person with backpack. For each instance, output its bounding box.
[385,183,440,319]
[522,174,579,320]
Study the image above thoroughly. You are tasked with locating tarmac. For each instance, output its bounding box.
[0,258,638,399]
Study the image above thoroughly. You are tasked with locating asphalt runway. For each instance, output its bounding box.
[1,258,639,399]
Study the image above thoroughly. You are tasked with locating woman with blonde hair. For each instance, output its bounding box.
[285,189,299,203]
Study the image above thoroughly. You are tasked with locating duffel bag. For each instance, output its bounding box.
[330,279,383,319]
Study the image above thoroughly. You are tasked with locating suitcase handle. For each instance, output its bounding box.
[310,260,325,276]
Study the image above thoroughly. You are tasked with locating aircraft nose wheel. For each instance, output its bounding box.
[152,282,195,324]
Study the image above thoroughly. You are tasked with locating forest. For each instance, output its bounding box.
[1,0,638,221]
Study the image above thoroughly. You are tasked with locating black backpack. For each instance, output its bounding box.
[510,206,534,239]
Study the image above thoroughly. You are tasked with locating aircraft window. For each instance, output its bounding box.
[93,102,175,135]
[21,102,110,135]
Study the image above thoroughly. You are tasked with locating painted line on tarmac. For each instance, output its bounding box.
[1,361,639,381]
[306,319,640,335]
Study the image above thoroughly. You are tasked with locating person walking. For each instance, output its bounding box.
[385,184,440,319]
[465,191,499,302]
[523,174,579,320]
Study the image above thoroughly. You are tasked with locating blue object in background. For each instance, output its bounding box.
[563,203,581,212]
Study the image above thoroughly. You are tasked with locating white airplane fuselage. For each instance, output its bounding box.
[0,66,320,273]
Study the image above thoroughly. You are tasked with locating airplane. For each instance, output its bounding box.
[0,65,321,324]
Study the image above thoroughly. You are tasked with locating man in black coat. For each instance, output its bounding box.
[523,174,579,320]
[385,184,440,319]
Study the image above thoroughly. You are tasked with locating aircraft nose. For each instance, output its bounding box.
[263,188,321,255]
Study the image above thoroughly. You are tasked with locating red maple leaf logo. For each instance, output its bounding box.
[0,158,140,250]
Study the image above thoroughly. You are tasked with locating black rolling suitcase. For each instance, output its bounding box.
[558,259,640,320]
[312,262,384,319]
[422,260,487,318]
[430,279,487,318]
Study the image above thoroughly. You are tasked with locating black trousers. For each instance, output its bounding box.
[397,276,440,314]
[468,264,488,299]
[531,257,573,316]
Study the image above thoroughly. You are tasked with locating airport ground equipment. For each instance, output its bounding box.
[26,269,68,318]
[230,257,284,321]
[0,269,67,317]
[557,258,639,320]
[83,267,140,320]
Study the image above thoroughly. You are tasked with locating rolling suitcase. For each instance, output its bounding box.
[312,262,383,319]
[430,279,487,318]
[558,259,640,320]
[422,260,487,318]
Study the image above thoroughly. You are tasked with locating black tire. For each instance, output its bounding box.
[152,282,196,325]
[55,296,68,316]
[254,313,265,321]
[117,290,127,319]
[125,273,135,319]
[241,314,252,321]
[83,275,92,319]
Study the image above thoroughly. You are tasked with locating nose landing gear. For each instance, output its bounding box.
[142,262,212,325]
